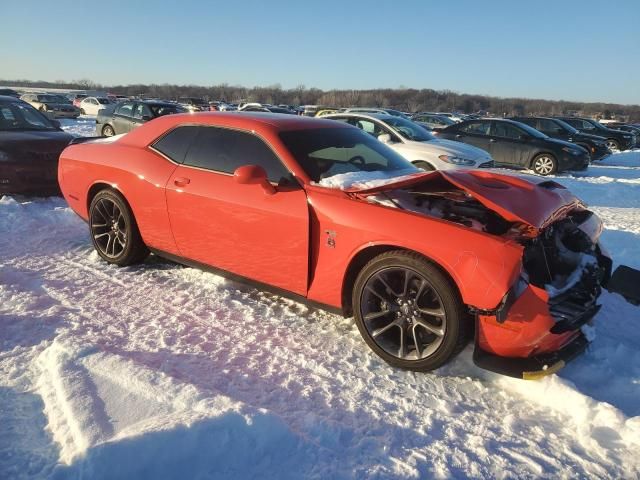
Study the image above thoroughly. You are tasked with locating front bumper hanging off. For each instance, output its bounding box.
[473,332,589,380]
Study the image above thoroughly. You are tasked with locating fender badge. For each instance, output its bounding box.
[325,230,336,248]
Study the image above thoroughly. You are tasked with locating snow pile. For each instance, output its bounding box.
[315,168,420,189]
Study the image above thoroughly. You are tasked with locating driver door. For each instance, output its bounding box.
[164,125,310,295]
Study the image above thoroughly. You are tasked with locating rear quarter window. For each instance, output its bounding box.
[151,126,200,163]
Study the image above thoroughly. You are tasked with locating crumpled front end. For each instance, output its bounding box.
[473,209,611,379]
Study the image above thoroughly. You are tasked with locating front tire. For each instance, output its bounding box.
[80,108,86,115]
[605,139,620,152]
[532,154,557,175]
[352,251,469,371]
[89,189,148,266]
[102,124,115,137]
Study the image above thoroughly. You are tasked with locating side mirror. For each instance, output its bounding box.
[377,133,392,144]
[233,165,276,195]
[52,120,61,129]
[141,115,153,121]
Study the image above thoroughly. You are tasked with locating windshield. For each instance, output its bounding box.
[553,119,578,134]
[514,121,548,139]
[149,104,186,116]
[97,98,111,105]
[587,120,609,131]
[383,117,435,141]
[0,102,56,131]
[279,127,420,186]
[37,94,61,103]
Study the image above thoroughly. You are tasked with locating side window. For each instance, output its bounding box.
[133,104,152,120]
[116,103,134,117]
[460,121,490,135]
[152,126,200,164]
[581,120,595,130]
[184,127,292,184]
[538,119,559,133]
[351,119,388,138]
[493,122,523,139]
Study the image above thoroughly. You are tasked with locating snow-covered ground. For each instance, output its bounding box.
[1,119,640,479]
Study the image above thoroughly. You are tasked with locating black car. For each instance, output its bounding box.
[604,122,640,138]
[0,96,73,195]
[96,100,187,136]
[437,118,589,175]
[511,116,611,160]
[555,117,636,151]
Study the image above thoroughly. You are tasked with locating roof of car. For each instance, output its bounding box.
[0,95,25,103]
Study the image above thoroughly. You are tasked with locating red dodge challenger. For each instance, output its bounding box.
[58,112,611,379]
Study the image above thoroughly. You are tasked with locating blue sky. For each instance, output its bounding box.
[1,0,638,104]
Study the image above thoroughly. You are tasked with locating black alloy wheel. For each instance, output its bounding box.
[353,251,469,371]
[89,189,148,266]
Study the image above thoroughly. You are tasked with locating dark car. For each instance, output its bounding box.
[437,118,589,175]
[603,122,640,139]
[0,96,73,195]
[511,116,611,160]
[238,105,297,114]
[0,88,20,98]
[555,117,636,152]
[96,100,187,136]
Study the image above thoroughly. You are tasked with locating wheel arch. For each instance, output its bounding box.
[340,244,464,317]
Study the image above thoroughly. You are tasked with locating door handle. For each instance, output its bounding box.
[174,177,191,187]
[489,138,497,143]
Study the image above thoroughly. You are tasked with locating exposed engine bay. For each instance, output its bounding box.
[361,179,612,331]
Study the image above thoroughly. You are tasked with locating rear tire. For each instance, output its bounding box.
[531,153,557,175]
[89,189,148,266]
[102,125,115,137]
[80,108,86,115]
[413,160,436,171]
[352,250,469,371]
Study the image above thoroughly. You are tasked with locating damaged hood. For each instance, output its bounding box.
[351,169,582,230]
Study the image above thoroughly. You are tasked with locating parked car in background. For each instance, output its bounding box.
[96,100,187,136]
[438,119,589,175]
[324,113,494,170]
[0,88,20,98]
[411,113,457,131]
[238,104,296,114]
[19,93,80,118]
[555,117,636,151]
[511,116,611,160]
[315,109,339,117]
[343,107,409,119]
[602,122,640,137]
[69,93,88,107]
[0,95,73,195]
[177,97,209,112]
[79,97,113,116]
[57,112,611,379]
[424,112,465,123]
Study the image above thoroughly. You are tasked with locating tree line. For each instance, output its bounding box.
[3,78,639,121]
